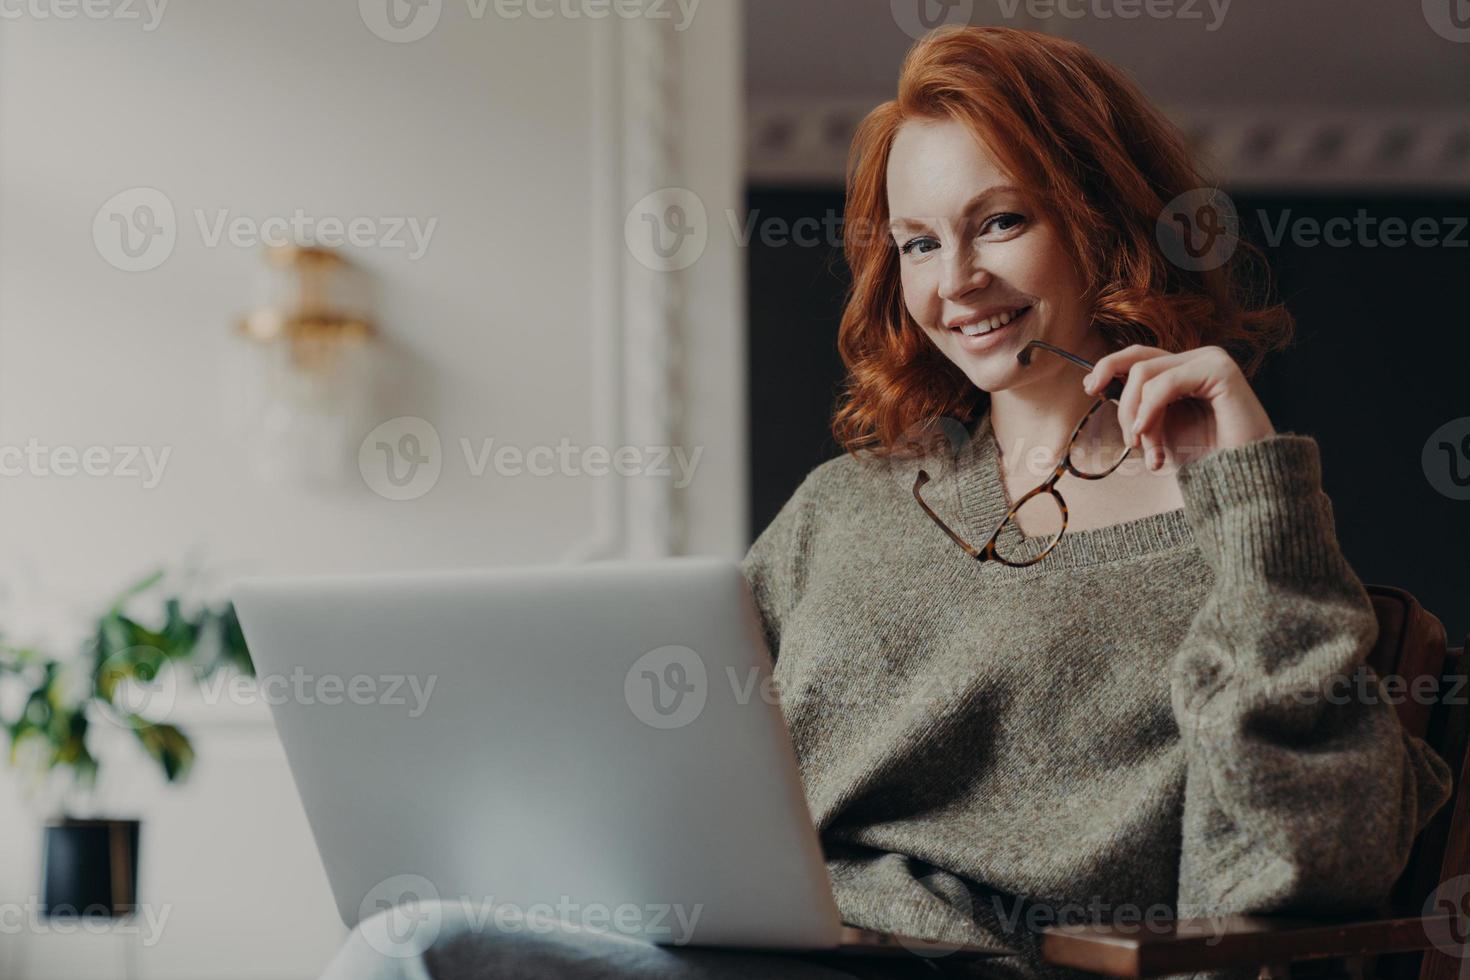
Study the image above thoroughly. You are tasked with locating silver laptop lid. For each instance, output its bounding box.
[232,557,843,949]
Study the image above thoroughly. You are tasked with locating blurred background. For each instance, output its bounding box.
[0,1,1466,977]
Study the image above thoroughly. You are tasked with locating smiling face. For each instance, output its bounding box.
[886,116,1102,395]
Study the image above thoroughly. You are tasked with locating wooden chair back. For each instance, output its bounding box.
[1362,585,1468,980]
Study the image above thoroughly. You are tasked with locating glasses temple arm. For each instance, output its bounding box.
[913,471,983,560]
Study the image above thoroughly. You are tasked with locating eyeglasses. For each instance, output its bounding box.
[912,340,1131,568]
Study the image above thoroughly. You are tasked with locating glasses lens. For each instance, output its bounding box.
[992,489,1064,566]
[1069,397,1131,478]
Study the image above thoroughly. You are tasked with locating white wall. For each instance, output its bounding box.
[0,1,744,977]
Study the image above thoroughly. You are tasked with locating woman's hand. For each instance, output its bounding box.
[1081,344,1276,472]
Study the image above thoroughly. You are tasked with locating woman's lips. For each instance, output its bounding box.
[951,305,1031,351]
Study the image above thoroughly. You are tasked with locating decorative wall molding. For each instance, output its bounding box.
[561,12,689,562]
[748,98,1470,191]
[620,11,688,560]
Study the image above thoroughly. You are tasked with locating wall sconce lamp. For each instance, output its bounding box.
[230,245,380,489]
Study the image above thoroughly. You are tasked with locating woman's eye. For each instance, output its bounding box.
[981,213,1026,236]
[899,236,940,256]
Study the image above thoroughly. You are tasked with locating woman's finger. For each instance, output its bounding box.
[1132,357,1218,467]
[1114,352,1188,447]
[1083,344,1170,396]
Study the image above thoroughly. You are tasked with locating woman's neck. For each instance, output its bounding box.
[988,381,1105,481]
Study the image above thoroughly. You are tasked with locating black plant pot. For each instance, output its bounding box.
[40,818,140,919]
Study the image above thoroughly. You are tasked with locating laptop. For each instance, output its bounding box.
[231,556,1011,961]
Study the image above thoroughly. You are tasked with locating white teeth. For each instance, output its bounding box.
[958,306,1027,336]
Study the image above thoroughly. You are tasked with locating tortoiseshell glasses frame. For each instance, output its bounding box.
[911,340,1131,568]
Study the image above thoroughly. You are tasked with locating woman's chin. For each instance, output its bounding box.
[954,363,1021,395]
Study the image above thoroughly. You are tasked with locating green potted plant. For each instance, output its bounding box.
[0,569,253,918]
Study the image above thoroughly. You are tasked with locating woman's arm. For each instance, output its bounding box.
[1168,433,1454,917]
[1084,342,1455,913]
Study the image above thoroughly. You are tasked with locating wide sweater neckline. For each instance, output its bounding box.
[950,409,1197,571]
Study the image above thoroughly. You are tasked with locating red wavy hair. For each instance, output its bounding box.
[831,25,1293,458]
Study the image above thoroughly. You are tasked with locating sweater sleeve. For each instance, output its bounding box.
[1169,433,1455,919]
[739,469,821,665]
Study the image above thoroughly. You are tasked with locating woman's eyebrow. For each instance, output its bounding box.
[888,184,1024,232]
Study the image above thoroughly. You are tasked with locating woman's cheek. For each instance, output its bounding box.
[901,265,933,327]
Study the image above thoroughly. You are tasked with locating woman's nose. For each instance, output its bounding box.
[936,248,991,302]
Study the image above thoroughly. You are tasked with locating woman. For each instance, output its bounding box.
[321,25,1454,980]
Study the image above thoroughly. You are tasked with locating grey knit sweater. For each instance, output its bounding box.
[739,410,1455,980]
